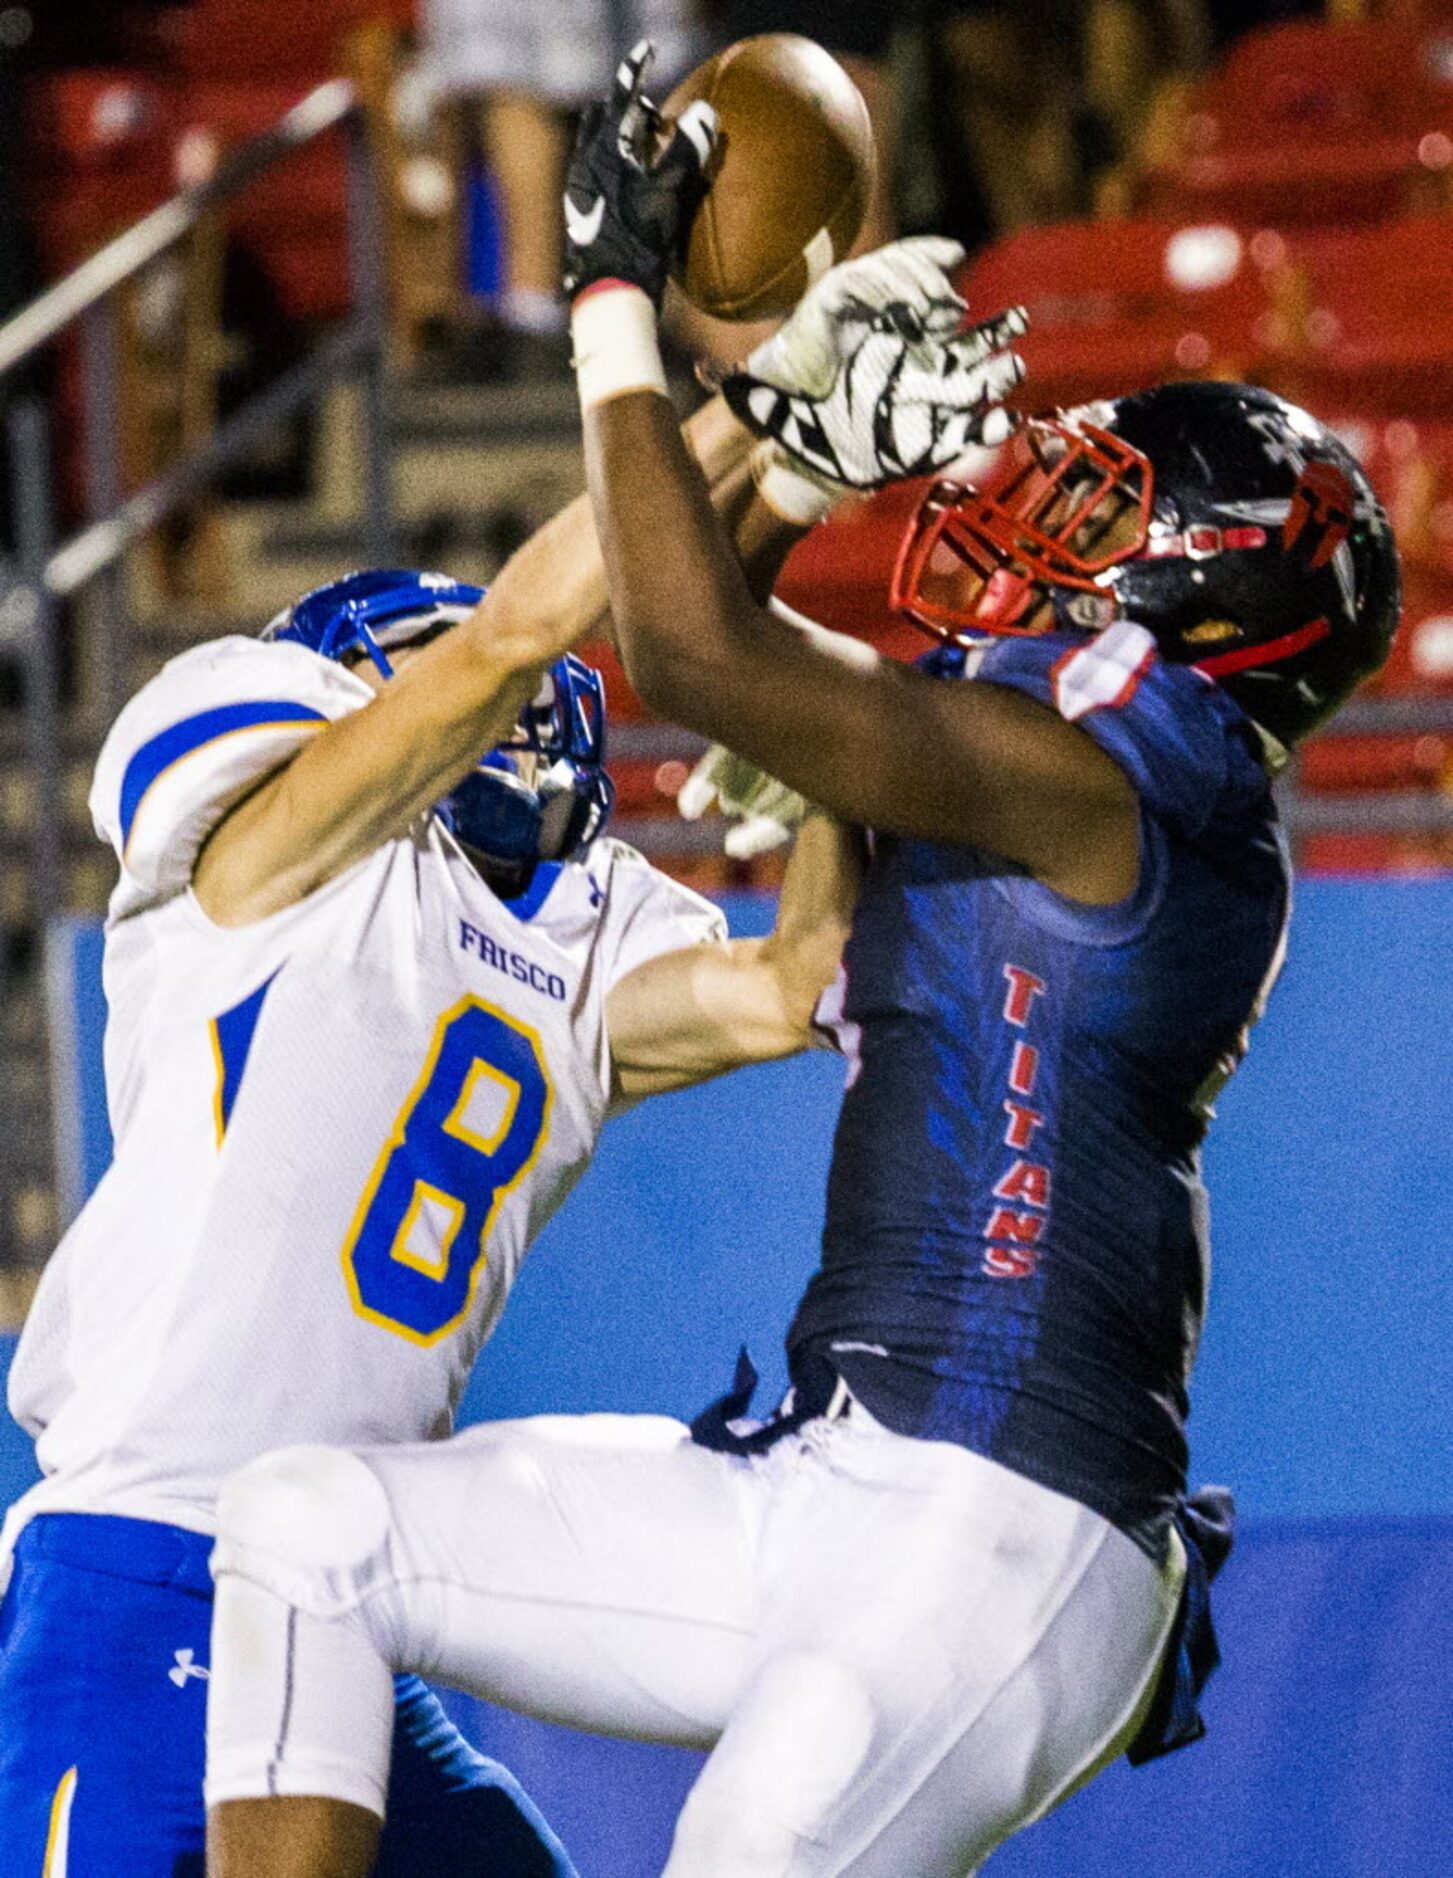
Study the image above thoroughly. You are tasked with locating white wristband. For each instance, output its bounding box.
[750,441,842,527]
[571,283,668,413]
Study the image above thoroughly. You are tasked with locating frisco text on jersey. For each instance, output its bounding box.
[457,919,568,1001]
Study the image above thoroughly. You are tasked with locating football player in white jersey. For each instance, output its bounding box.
[0,376,867,1878]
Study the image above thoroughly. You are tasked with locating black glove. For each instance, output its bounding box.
[563,40,718,308]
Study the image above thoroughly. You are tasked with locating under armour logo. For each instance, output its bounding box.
[587,872,606,909]
[169,1648,210,1688]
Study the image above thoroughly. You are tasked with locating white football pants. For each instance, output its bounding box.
[206,1403,1184,1878]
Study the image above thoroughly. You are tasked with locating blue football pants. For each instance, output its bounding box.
[0,1512,576,1877]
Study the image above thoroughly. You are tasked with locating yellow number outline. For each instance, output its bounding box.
[341,994,553,1347]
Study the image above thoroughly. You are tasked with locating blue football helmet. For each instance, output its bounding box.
[264,569,614,870]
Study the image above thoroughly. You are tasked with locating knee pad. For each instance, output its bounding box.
[213,1445,391,1618]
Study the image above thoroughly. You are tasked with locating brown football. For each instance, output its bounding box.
[664,34,876,322]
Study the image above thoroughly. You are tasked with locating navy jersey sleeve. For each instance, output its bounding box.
[971,621,1238,840]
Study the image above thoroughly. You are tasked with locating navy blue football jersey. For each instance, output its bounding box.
[789,620,1291,1554]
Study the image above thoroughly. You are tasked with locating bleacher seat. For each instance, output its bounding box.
[1371,567,1453,697]
[1298,732,1453,793]
[178,81,353,321]
[960,219,1272,411]
[152,0,413,85]
[1298,831,1453,873]
[28,6,420,321]
[26,71,177,271]
[1142,20,1453,228]
[609,758,679,817]
[1263,220,1453,420]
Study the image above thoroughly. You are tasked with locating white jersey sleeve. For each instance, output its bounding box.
[589,837,728,992]
[91,636,371,914]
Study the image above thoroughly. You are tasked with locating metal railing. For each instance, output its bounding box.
[0,74,398,1264]
[0,76,395,927]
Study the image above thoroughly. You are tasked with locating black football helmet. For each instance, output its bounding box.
[891,381,1401,752]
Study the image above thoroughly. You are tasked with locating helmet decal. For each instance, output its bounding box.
[1283,462,1356,571]
[1192,616,1331,679]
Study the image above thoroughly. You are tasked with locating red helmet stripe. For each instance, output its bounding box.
[1193,616,1331,679]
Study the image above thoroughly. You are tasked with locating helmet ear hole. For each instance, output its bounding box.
[536,782,580,862]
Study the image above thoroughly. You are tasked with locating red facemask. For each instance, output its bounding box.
[891,417,1155,644]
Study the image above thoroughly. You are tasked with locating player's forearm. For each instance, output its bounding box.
[760,812,860,1030]
[194,627,544,922]
[711,455,813,607]
[682,388,753,487]
[607,927,828,1099]
[585,390,777,722]
[605,812,856,1095]
[772,811,862,956]
[580,395,808,654]
[472,490,608,666]
[684,394,816,601]
[499,397,803,657]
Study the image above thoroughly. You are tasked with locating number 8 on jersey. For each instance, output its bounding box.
[342,996,553,1344]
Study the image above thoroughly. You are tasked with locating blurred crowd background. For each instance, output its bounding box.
[4,0,1331,376]
[1,0,1452,1288]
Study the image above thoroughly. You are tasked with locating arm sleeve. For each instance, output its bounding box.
[90,637,370,909]
[973,620,1232,840]
[593,838,729,994]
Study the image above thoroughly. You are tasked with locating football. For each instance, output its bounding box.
[664,33,876,322]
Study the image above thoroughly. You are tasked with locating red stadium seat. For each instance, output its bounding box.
[960,219,1273,412]
[151,0,396,84]
[1374,568,1453,697]
[1266,221,1453,419]
[26,72,178,270]
[26,70,174,172]
[1142,21,1453,228]
[1297,731,1453,792]
[26,69,357,317]
[177,81,352,321]
[608,758,684,817]
[1297,831,1453,873]
[775,484,930,658]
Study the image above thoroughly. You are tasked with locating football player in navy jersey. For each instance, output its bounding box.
[203,49,1399,1878]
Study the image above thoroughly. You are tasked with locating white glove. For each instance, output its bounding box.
[677,743,810,858]
[721,236,1026,491]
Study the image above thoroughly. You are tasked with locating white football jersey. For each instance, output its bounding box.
[3,637,724,1558]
